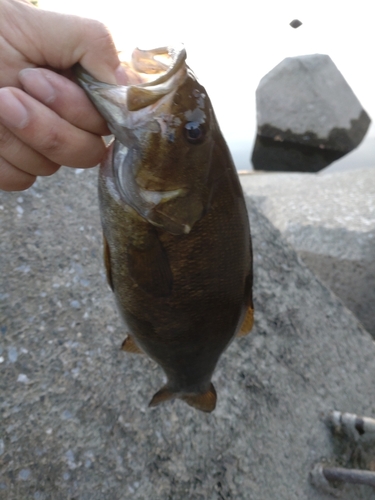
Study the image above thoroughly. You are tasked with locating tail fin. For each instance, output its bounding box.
[149,383,217,413]
[149,385,175,408]
[181,383,217,413]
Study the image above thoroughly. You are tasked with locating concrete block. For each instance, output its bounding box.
[241,167,375,337]
[252,54,371,172]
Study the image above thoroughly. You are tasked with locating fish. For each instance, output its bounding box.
[75,46,253,412]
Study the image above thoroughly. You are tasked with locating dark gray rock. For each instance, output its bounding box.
[251,54,371,172]
[1,167,375,499]
[290,19,302,28]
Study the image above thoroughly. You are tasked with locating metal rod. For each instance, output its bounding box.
[328,411,375,436]
[323,467,375,487]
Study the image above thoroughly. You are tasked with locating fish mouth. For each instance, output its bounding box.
[75,45,188,128]
[123,46,187,111]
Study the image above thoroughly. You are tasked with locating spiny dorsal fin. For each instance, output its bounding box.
[237,306,254,337]
[149,385,174,407]
[181,383,217,413]
[121,335,144,354]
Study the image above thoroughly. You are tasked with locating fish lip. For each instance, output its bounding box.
[130,45,187,89]
[75,45,188,117]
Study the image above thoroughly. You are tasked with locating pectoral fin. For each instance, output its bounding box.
[121,335,144,354]
[237,306,254,337]
[103,236,114,292]
[127,231,173,297]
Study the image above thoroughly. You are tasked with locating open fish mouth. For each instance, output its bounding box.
[75,45,188,126]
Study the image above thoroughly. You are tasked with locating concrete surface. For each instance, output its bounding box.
[241,167,375,337]
[1,166,375,499]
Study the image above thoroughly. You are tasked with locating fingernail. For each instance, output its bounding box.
[0,88,29,129]
[19,68,56,104]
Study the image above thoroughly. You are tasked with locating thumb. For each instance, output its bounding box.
[3,0,126,84]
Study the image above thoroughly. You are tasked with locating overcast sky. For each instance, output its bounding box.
[39,0,374,168]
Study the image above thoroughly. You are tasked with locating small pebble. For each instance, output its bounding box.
[17,374,30,384]
[8,346,18,363]
[61,410,73,420]
[18,468,31,480]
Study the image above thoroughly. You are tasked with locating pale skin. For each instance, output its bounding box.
[0,0,127,191]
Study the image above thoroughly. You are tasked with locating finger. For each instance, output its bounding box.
[4,1,127,84]
[0,121,60,177]
[0,87,106,168]
[0,157,36,192]
[18,68,110,136]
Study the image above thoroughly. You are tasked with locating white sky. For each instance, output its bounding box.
[39,0,374,168]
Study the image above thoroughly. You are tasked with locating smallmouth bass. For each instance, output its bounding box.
[76,46,253,412]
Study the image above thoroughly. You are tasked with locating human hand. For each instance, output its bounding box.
[0,0,126,191]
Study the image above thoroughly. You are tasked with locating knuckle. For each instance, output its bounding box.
[37,125,63,157]
[87,19,112,42]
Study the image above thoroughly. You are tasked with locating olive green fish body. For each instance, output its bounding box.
[76,47,253,412]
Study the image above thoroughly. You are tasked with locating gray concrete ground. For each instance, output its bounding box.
[241,166,375,337]
[1,166,375,499]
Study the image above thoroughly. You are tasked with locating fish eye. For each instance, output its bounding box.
[184,121,205,144]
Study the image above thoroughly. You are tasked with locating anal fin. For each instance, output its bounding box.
[121,335,144,354]
[237,306,254,337]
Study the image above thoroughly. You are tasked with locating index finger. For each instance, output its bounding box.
[2,0,126,84]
